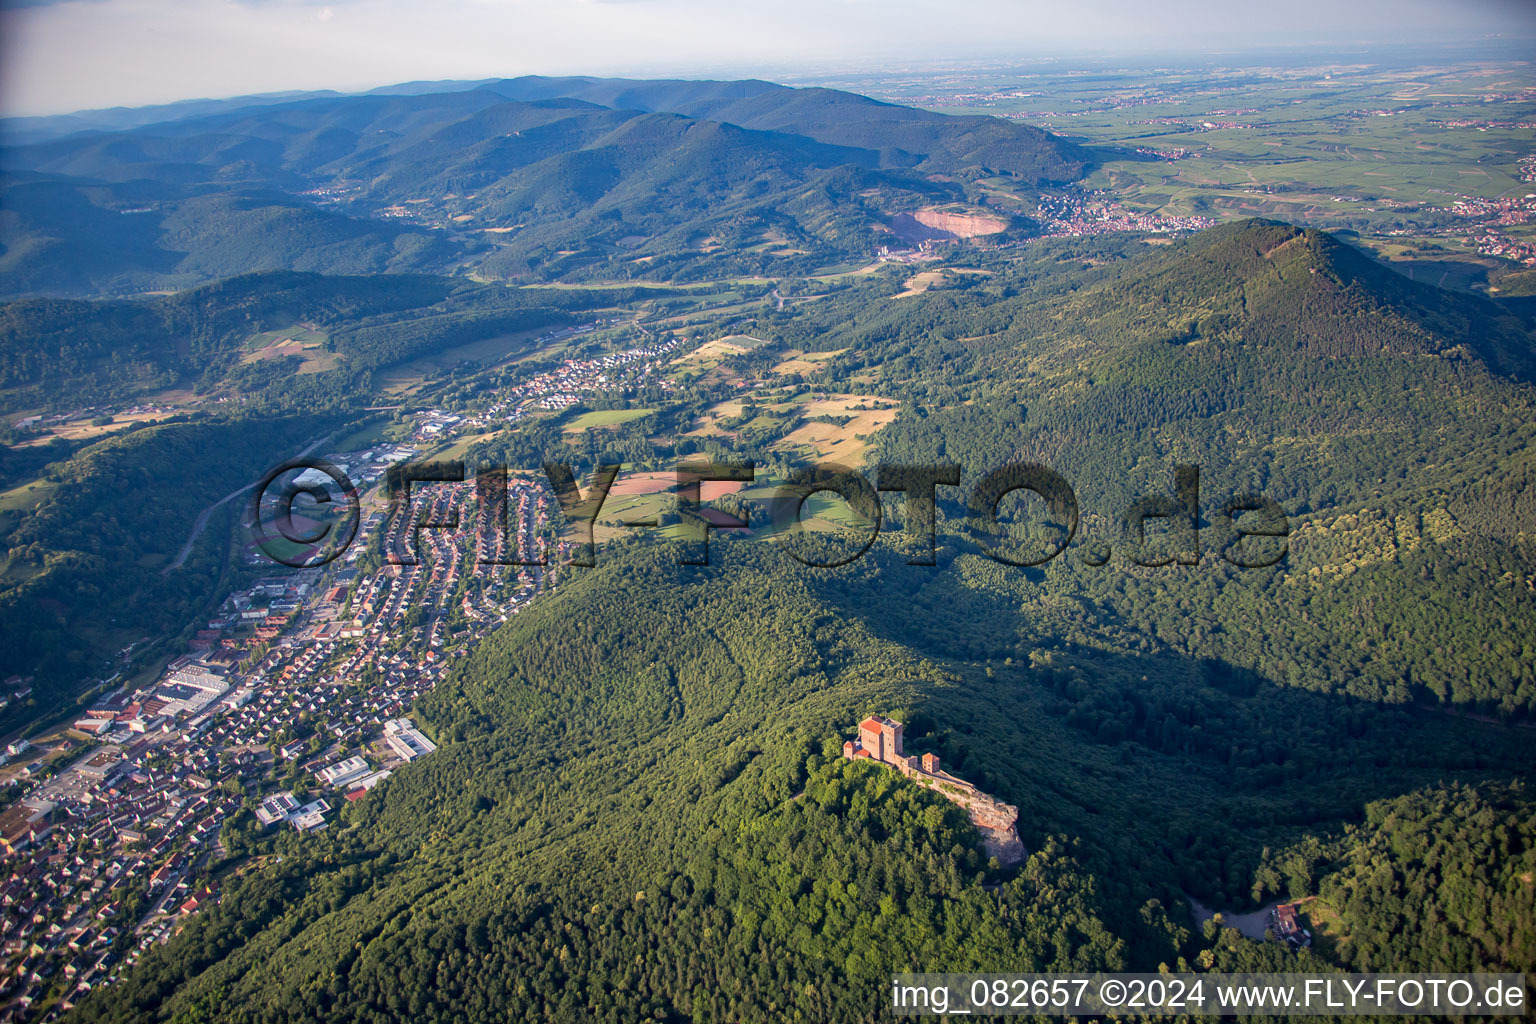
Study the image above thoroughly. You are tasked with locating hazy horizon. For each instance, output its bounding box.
[2,0,1533,119]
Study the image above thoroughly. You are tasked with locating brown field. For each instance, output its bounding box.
[608,471,675,497]
[13,383,209,446]
[14,420,123,447]
[298,353,342,374]
[896,270,946,298]
[683,399,747,438]
[244,338,309,361]
[684,396,804,439]
[609,469,745,500]
[770,394,900,464]
[671,335,765,367]
[896,267,994,299]
[14,407,183,447]
[242,326,337,374]
[683,420,736,439]
[771,348,845,376]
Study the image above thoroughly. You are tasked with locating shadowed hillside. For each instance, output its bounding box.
[0,80,1087,297]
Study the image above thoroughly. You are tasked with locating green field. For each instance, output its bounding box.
[430,431,502,462]
[564,408,657,431]
[331,419,403,452]
[0,476,57,513]
[243,325,329,352]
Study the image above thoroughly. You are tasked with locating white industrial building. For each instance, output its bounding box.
[382,719,437,762]
[316,755,370,789]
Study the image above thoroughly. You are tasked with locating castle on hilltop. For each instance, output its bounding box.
[843,716,1024,866]
[843,715,932,772]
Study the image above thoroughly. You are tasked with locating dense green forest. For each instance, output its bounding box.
[0,272,447,407]
[0,214,1523,1020]
[738,222,1536,714]
[443,221,1536,715]
[1251,782,1535,974]
[0,269,668,714]
[68,541,1535,1022]
[0,34,1533,1022]
[0,271,681,415]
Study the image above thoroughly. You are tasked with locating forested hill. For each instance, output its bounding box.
[0,79,1087,298]
[5,76,1089,183]
[842,218,1536,398]
[846,219,1536,513]
[0,266,700,711]
[475,75,1092,180]
[1104,219,1536,376]
[68,540,1536,1023]
[720,219,1536,714]
[0,270,685,416]
[4,212,1523,1019]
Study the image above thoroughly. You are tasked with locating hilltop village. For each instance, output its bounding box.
[844,716,1024,866]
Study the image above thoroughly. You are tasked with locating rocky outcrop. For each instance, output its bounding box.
[844,716,1026,867]
[887,209,1010,243]
[911,771,1026,867]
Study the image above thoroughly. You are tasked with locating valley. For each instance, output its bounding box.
[0,52,1533,1024]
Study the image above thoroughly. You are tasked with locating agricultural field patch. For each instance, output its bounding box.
[769,394,900,464]
[564,408,657,432]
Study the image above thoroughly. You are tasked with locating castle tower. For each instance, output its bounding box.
[857,717,884,760]
[858,715,904,764]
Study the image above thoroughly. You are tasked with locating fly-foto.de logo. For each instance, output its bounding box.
[248,459,1288,571]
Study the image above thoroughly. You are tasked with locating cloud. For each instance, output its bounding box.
[2,0,1532,117]
[0,0,108,8]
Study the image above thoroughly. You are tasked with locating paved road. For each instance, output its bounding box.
[164,434,335,574]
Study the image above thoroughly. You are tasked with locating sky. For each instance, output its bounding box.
[2,0,1533,118]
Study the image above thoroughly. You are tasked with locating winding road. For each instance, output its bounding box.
[163,433,336,574]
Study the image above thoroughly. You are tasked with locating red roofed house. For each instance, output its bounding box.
[1273,903,1309,945]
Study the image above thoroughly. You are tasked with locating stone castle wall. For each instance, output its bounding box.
[846,718,1026,867]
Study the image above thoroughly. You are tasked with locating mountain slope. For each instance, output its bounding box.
[480,75,1092,181]
[51,219,1536,1023]
[0,271,458,411]
[0,174,459,298]
[1100,219,1536,373]
[0,80,1087,297]
[68,545,1138,1023]
[66,536,1536,1024]
[792,219,1536,712]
